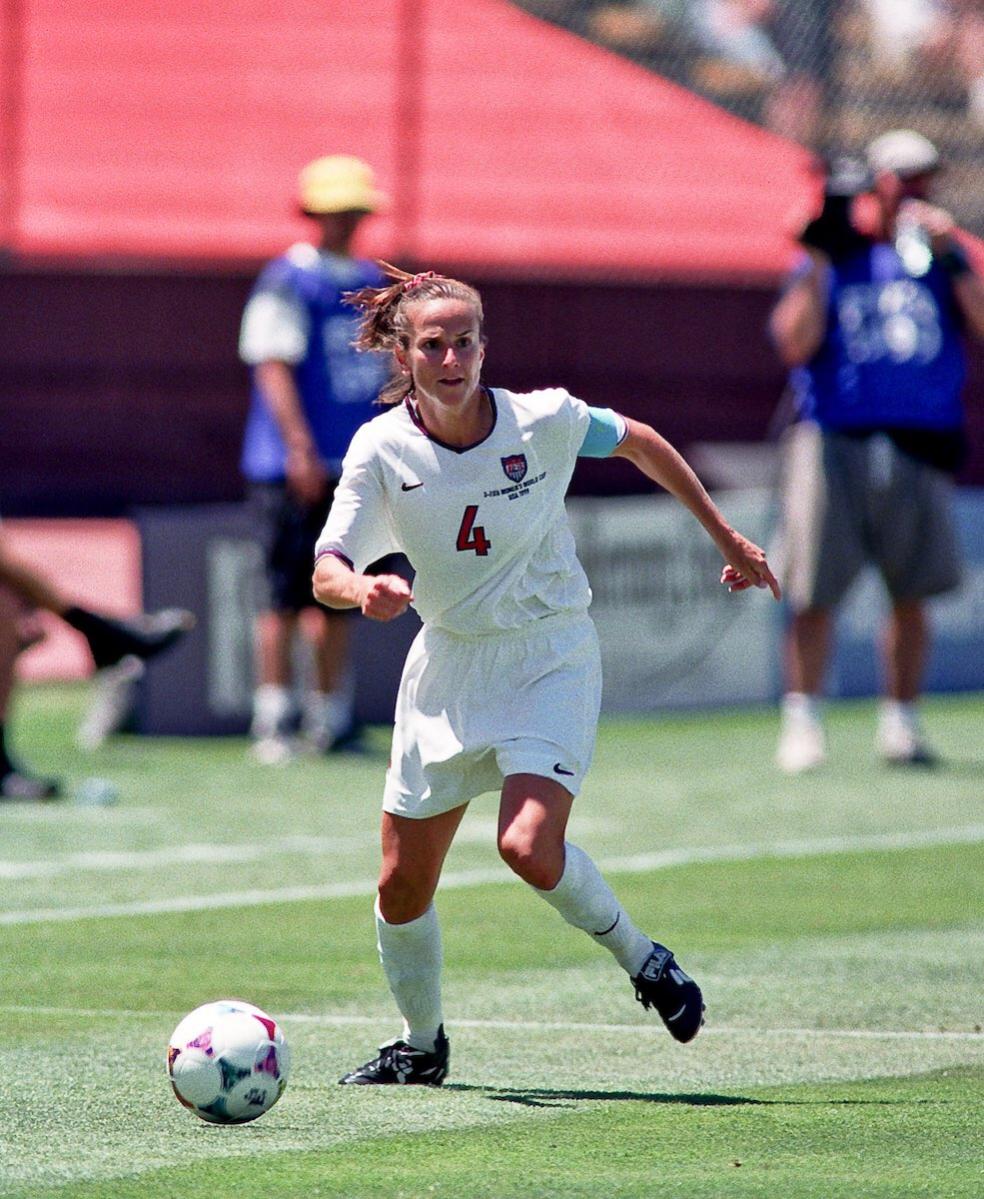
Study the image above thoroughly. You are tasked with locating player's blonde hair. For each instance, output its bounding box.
[345,262,485,406]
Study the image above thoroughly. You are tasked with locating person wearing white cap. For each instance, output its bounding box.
[770,130,984,773]
[238,156,390,763]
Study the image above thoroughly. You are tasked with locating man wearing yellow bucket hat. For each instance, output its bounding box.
[239,156,389,763]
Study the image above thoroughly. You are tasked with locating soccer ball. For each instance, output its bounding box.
[166,999,290,1124]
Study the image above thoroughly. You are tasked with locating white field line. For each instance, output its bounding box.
[3,823,984,927]
[0,819,516,881]
[0,835,367,880]
[1,1004,982,1043]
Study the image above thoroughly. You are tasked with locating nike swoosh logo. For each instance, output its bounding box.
[401,481,423,491]
[553,763,575,776]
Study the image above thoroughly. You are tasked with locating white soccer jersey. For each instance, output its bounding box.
[315,387,594,635]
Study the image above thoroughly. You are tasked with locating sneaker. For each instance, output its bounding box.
[77,655,145,750]
[776,697,825,774]
[300,692,362,755]
[877,704,937,767]
[339,1027,450,1086]
[326,718,365,754]
[0,767,62,801]
[250,685,297,765]
[81,608,195,670]
[631,943,704,1043]
[250,735,295,766]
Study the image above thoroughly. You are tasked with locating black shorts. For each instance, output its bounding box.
[249,481,338,613]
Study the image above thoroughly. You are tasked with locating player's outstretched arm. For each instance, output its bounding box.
[313,553,414,622]
[611,417,781,601]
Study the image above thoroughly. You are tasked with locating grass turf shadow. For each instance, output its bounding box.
[445,1084,765,1108]
[445,1084,954,1110]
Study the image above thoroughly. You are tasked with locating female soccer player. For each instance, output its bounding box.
[313,265,780,1085]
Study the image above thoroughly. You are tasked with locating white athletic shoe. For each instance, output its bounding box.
[77,655,145,750]
[776,694,826,774]
[876,703,937,766]
[249,685,296,765]
[250,735,295,766]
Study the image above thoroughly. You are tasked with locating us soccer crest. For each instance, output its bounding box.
[501,454,527,483]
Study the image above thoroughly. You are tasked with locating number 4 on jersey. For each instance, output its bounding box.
[456,505,491,556]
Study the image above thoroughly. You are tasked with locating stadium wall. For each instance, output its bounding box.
[12,491,984,717]
[4,265,984,519]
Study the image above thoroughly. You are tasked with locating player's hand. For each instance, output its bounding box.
[898,199,957,257]
[286,446,329,506]
[717,532,781,601]
[359,574,414,621]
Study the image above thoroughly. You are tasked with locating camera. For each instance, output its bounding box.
[799,155,872,259]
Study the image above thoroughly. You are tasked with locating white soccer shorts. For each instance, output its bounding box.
[383,612,602,819]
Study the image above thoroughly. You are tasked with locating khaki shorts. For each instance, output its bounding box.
[384,612,602,819]
[776,422,962,612]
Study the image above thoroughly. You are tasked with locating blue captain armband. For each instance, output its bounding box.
[579,407,628,458]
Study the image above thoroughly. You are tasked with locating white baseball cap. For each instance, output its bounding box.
[866,129,940,178]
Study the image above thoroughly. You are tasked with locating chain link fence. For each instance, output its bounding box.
[514,1,984,235]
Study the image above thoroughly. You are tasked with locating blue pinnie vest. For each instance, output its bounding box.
[240,248,387,481]
[790,242,966,432]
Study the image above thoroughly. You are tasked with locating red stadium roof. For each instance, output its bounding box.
[0,0,832,278]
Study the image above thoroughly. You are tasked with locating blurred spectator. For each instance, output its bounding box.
[859,0,946,76]
[588,0,834,144]
[763,0,838,147]
[937,0,984,126]
[238,155,389,764]
[586,3,683,54]
[591,0,784,85]
[769,130,984,773]
[0,533,193,799]
[692,0,787,84]
[858,0,984,125]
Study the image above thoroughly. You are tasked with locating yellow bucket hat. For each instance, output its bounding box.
[298,155,387,214]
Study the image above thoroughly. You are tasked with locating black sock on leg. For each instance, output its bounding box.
[63,607,127,668]
[0,723,61,798]
[63,606,191,670]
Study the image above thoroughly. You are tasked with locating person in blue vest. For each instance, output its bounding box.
[239,156,389,763]
[770,130,984,773]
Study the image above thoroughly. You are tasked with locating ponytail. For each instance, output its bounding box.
[344,262,484,406]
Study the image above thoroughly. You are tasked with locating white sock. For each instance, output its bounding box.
[375,899,443,1053]
[250,684,293,740]
[324,692,353,737]
[782,691,821,722]
[534,842,653,976]
[302,690,353,746]
[879,698,918,729]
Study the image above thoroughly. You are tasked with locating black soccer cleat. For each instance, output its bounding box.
[67,607,195,670]
[339,1026,449,1086]
[631,943,705,1043]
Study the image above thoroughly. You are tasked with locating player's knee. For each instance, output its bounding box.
[497,827,558,890]
[376,866,434,924]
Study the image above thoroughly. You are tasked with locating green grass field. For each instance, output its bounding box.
[2,684,983,1198]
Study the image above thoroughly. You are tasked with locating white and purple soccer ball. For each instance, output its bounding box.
[167,999,290,1124]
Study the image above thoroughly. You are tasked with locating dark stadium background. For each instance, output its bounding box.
[3,0,982,518]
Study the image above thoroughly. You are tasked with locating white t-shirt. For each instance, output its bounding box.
[315,387,594,635]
